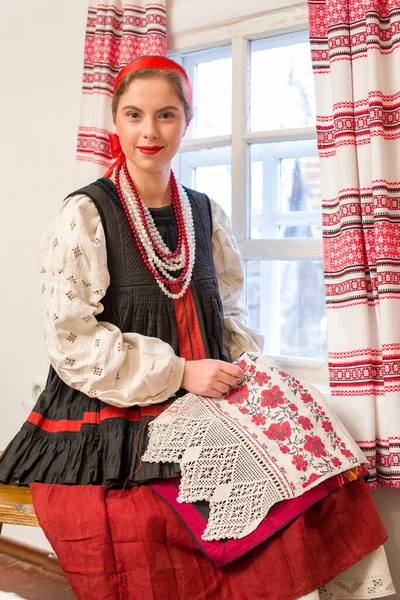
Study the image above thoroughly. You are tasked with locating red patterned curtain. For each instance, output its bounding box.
[308,0,400,488]
[76,1,167,186]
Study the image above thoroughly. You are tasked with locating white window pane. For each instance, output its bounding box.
[250,38,316,131]
[196,165,232,217]
[246,260,327,361]
[250,141,322,239]
[280,156,321,213]
[175,46,232,139]
[195,58,232,138]
[175,147,232,217]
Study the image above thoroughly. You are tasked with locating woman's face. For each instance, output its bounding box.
[114,77,187,176]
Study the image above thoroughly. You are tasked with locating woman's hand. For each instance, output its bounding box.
[181,359,244,398]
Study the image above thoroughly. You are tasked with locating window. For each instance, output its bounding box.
[171,28,328,386]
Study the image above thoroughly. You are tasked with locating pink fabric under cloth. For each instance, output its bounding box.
[149,466,368,567]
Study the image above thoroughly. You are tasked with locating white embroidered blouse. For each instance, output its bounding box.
[38,193,264,408]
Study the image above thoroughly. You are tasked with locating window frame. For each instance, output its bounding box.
[169,8,329,390]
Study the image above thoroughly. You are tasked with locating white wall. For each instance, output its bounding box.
[0,1,399,597]
[0,0,87,550]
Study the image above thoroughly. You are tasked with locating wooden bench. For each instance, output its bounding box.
[0,451,39,531]
[0,483,39,531]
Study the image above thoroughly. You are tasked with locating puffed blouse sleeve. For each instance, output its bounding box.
[211,199,265,361]
[37,194,185,407]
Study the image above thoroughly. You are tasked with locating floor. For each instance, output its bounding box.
[0,553,76,600]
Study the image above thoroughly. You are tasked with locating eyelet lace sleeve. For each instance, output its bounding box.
[38,194,185,407]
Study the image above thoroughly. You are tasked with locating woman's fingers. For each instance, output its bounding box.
[181,359,246,397]
[216,371,241,389]
[215,382,231,395]
[208,386,229,398]
[217,363,245,390]
[221,363,245,380]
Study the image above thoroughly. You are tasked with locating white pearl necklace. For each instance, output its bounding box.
[118,167,196,300]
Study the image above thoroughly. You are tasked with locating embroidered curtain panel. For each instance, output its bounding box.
[308,0,400,488]
[75,0,167,186]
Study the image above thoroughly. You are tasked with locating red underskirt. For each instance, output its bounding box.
[30,478,387,600]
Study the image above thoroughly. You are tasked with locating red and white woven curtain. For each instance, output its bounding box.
[75,1,167,186]
[308,0,400,488]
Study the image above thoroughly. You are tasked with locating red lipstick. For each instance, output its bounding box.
[137,146,164,155]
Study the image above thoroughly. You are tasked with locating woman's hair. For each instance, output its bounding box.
[112,68,193,123]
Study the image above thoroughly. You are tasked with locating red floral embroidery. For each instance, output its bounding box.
[322,420,333,433]
[236,359,247,372]
[304,435,327,458]
[251,413,266,426]
[292,379,304,390]
[340,448,354,459]
[292,455,309,471]
[255,371,271,386]
[227,384,249,405]
[265,421,292,441]
[298,416,313,431]
[225,355,360,493]
[261,385,285,408]
[302,473,320,489]
[278,369,290,378]
[301,392,313,404]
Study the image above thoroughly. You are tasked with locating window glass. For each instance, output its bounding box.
[250,142,321,239]
[250,37,316,131]
[246,259,327,360]
[195,164,232,216]
[194,57,232,138]
[175,147,232,217]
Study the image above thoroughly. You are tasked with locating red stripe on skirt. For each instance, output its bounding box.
[26,404,170,433]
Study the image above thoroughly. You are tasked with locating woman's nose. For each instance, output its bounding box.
[142,117,159,140]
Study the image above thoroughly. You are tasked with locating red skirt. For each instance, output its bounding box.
[30,478,387,600]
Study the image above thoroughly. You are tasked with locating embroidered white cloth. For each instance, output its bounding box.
[142,352,366,541]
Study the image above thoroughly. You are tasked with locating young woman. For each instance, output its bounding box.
[0,57,390,600]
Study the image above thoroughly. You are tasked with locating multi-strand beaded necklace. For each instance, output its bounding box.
[115,162,196,299]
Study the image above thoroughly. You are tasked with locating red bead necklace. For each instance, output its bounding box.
[115,163,191,288]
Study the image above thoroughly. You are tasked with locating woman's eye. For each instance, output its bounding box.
[160,112,174,119]
[127,112,140,119]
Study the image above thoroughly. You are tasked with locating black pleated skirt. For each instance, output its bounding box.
[0,366,181,487]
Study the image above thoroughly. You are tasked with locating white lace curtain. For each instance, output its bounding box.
[75,0,167,187]
[308,0,400,488]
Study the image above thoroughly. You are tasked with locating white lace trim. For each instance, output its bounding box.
[319,578,395,599]
[143,392,287,540]
[319,547,395,599]
[295,548,395,599]
[142,353,366,541]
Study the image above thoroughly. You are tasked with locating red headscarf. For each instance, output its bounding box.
[105,56,192,178]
